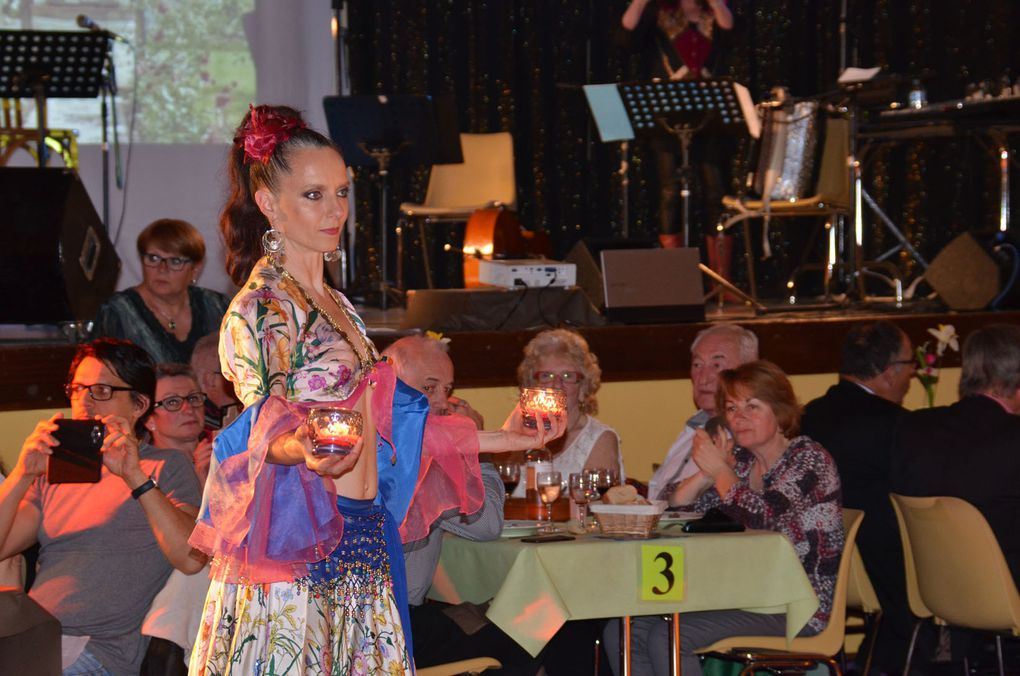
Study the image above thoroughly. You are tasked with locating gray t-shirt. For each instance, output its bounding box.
[26,443,202,676]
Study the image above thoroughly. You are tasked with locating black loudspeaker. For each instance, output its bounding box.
[0,168,120,323]
[565,237,657,310]
[925,232,999,311]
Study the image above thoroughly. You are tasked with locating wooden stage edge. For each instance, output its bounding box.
[1,304,1017,412]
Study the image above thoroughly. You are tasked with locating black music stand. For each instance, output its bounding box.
[0,30,108,167]
[586,78,764,311]
[323,94,462,308]
[619,79,755,248]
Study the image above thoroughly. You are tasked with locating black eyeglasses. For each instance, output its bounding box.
[142,252,193,271]
[889,359,916,368]
[65,382,135,401]
[154,392,208,412]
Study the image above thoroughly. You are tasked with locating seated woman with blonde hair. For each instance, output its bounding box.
[511,329,623,495]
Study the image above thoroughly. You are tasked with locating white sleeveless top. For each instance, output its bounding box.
[512,415,624,497]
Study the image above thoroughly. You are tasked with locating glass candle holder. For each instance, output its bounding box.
[306,407,363,456]
[519,387,567,430]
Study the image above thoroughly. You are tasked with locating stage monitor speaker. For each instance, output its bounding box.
[565,237,657,310]
[0,168,121,323]
[601,247,706,324]
[925,232,999,311]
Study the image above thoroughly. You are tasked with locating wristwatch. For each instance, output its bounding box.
[131,474,159,500]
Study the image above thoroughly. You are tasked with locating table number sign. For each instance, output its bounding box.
[640,544,685,601]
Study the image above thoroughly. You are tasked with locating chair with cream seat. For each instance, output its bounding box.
[844,537,883,676]
[697,508,864,676]
[890,493,1020,676]
[398,132,516,289]
[416,657,502,676]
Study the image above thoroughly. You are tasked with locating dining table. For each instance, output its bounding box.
[427,524,818,671]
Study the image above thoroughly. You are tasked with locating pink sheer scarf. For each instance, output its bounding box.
[189,361,485,584]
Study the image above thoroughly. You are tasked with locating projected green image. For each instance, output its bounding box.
[1,0,256,144]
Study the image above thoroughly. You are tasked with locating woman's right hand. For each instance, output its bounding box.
[14,413,61,481]
[691,428,735,478]
[296,425,364,479]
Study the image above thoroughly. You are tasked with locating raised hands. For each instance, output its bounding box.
[691,427,735,479]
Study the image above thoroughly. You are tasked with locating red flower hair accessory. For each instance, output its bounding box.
[234,104,307,164]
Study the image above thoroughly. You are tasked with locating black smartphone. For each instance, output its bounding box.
[520,534,576,544]
[48,419,106,484]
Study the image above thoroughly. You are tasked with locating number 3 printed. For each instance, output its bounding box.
[641,545,684,601]
[653,551,675,594]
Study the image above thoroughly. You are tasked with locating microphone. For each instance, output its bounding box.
[76,14,98,30]
[76,14,130,43]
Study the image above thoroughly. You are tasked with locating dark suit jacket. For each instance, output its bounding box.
[891,395,1020,584]
[802,380,912,671]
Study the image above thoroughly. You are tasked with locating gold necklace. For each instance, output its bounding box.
[277,266,377,373]
[140,288,185,331]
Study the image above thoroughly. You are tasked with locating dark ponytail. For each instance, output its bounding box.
[219,105,338,286]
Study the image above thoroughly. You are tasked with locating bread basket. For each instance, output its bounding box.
[589,501,667,537]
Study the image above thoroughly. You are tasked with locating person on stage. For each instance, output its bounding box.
[619,0,735,249]
[188,104,564,674]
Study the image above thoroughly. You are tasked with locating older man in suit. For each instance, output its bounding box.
[892,323,1020,583]
[801,320,915,674]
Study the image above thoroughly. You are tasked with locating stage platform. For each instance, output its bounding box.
[1,300,1014,412]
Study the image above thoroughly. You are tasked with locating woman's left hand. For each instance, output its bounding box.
[691,427,734,478]
[298,425,365,479]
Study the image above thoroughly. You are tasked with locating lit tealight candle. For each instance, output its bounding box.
[307,407,363,456]
[519,387,567,430]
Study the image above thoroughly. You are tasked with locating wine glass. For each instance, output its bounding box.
[587,468,615,499]
[495,461,522,498]
[569,472,597,530]
[536,470,562,531]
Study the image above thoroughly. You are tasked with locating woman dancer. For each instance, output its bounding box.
[188,105,563,674]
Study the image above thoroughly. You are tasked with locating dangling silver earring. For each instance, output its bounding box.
[323,246,342,263]
[262,227,285,265]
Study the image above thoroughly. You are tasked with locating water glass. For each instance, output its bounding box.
[536,470,562,531]
[569,472,597,529]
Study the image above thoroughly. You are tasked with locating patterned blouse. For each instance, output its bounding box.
[679,436,844,633]
[219,258,377,407]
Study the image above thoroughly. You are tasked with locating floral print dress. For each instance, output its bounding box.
[189,258,411,675]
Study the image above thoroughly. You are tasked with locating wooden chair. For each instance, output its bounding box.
[890,494,1020,676]
[416,657,502,676]
[697,508,864,676]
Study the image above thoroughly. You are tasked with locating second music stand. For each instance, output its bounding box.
[585,78,764,311]
[323,94,462,308]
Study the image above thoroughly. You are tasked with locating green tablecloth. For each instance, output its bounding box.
[428,529,818,657]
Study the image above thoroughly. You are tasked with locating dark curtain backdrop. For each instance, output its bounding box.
[344,1,1020,298]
